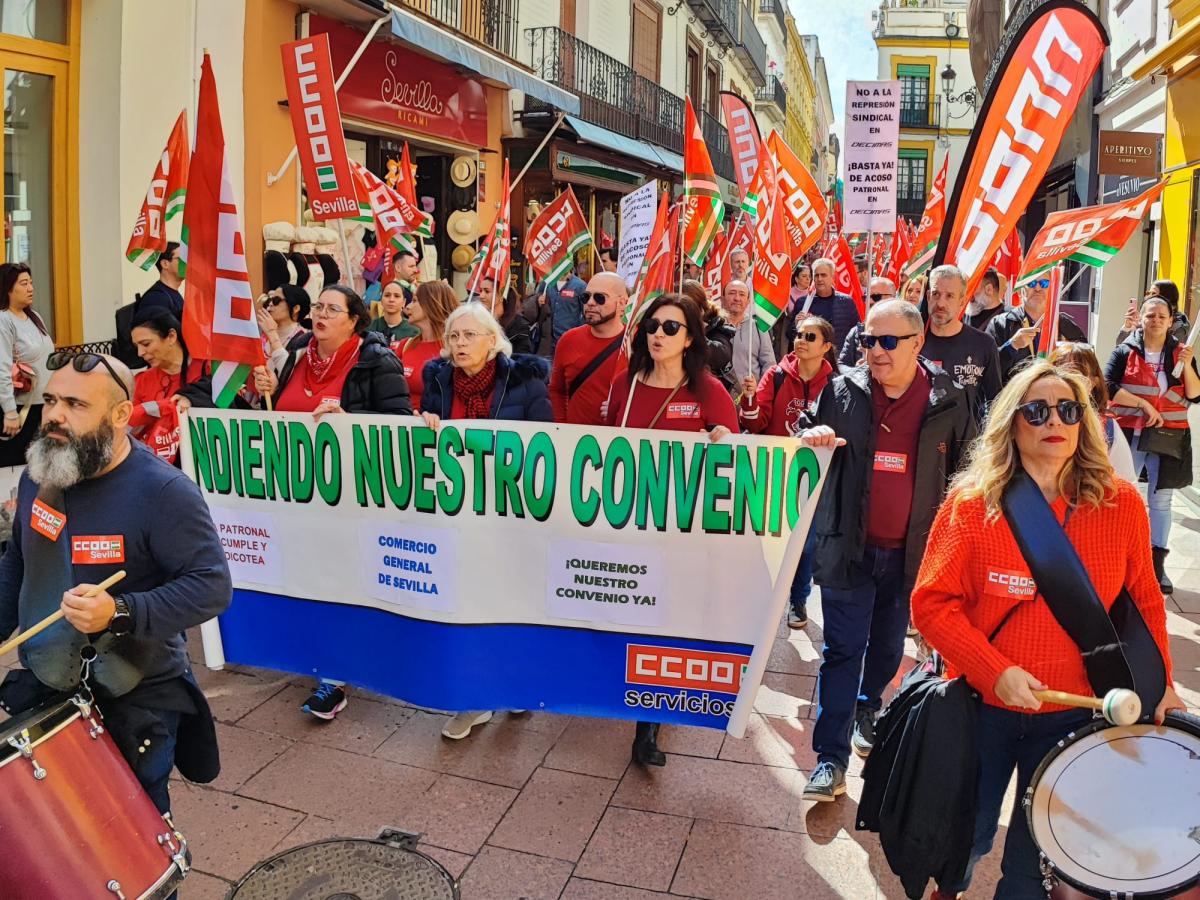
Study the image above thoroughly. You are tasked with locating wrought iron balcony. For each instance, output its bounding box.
[735,2,767,85]
[701,110,735,184]
[396,0,521,60]
[526,26,685,156]
[759,0,787,38]
[755,75,787,117]
[685,0,741,48]
[899,96,940,129]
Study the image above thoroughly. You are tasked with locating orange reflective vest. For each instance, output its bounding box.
[1111,344,1190,430]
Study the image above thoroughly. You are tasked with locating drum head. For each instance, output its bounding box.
[1026,714,1200,897]
[229,838,457,900]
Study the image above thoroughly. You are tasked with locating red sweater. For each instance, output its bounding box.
[605,370,739,432]
[739,356,832,436]
[549,326,626,425]
[911,480,1172,711]
[397,338,441,411]
[130,359,206,430]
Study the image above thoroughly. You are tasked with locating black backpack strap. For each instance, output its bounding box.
[568,335,623,399]
[1000,470,1165,713]
[772,368,785,399]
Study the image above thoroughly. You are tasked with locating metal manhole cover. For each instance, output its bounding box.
[228,838,458,900]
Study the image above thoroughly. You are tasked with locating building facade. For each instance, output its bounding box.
[783,12,817,177]
[753,0,788,140]
[800,34,835,192]
[872,0,976,222]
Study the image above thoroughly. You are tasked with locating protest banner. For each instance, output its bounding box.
[842,81,900,233]
[280,33,359,220]
[618,181,658,290]
[181,411,830,736]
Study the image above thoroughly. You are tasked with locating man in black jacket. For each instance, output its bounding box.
[985,275,1085,382]
[139,242,185,319]
[807,257,862,354]
[800,299,976,801]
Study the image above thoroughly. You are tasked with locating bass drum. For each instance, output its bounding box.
[1025,711,1200,899]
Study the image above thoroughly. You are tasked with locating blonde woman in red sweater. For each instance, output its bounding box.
[911,359,1182,899]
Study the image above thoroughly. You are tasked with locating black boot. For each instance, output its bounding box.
[1152,546,1174,595]
[632,721,666,767]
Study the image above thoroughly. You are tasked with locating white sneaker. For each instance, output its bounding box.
[441,711,493,740]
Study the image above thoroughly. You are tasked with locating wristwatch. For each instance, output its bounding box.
[108,595,134,636]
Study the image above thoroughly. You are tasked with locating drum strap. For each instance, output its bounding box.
[1001,470,1166,716]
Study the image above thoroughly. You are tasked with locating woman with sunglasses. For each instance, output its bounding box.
[0,262,54,466]
[605,294,738,768]
[396,281,459,411]
[1104,295,1200,594]
[740,315,838,629]
[911,360,1181,899]
[257,284,311,363]
[249,285,412,721]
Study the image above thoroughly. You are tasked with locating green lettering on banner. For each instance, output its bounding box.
[241,418,266,500]
[207,418,232,495]
[261,419,290,501]
[786,446,821,529]
[463,429,495,515]
[382,425,414,509]
[671,441,705,531]
[768,446,785,535]
[523,431,556,521]
[493,430,525,517]
[229,419,244,497]
[412,426,437,513]
[353,424,384,508]
[731,444,767,535]
[701,440,733,533]
[189,417,213,491]
[634,439,670,531]
[570,434,602,526]
[436,426,466,515]
[288,420,315,503]
[314,421,342,505]
[602,436,635,528]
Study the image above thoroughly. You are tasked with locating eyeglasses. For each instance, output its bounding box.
[642,318,687,337]
[580,291,611,306]
[47,352,132,400]
[1030,278,1051,289]
[1017,399,1085,426]
[857,332,919,351]
[797,331,822,343]
[869,293,894,303]
[447,330,484,344]
[310,303,349,317]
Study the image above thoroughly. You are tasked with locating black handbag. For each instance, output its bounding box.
[1137,426,1187,460]
[1001,470,1167,718]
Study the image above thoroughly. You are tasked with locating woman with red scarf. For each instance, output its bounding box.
[252,284,411,720]
[418,302,551,741]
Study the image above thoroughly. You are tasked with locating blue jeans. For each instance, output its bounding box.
[789,530,818,615]
[1131,447,1172,547]
[947,705,1093,898]
[812,544,910,769]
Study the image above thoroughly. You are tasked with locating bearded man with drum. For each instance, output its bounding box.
[0,353,232,815]
[910,360,1184,898]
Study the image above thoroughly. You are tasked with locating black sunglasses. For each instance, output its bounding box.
[796,331,822,343]
[580,291,610,306]
[869,293,893,303]
[1017,399,1084,426]
[642,318,687,337]
[264,294,285,307]
[857,332,919,351]
[47,352,132,400]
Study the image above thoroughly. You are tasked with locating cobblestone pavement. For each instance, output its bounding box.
[4,505,1198,899]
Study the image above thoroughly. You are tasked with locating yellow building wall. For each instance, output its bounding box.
[1160,61,1200,320]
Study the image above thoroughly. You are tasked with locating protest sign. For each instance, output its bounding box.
[619,181,659,290]
[842,81,900,233]
[182,411,829,736]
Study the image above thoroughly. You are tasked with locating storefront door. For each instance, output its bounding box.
[0,48,70,340]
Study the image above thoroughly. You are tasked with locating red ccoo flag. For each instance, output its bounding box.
[751,151,791,331]
[829,234,865,320]
[126,110,189,270]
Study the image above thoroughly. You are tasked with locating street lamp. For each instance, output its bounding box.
[941,62,956,96]
[938,60,977,146]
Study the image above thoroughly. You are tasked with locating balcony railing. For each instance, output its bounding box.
[735,2,767,85]
[754,75,787,117]
[396,0,521,59]
[899,97,940,129]
[685,0,741,48]
[701,111,735,184]
[527,26,685,156]
[897,196,926,220]
[759,0,787,37]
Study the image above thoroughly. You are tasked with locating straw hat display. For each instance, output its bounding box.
[450,155,478,187]
[446,209,480,244]
[450,244,475,273]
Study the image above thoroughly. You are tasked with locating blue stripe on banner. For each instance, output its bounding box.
[218,590,754,731]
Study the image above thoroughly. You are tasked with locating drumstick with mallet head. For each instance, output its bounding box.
[0,570,127,658]
[1033,687,1142,726]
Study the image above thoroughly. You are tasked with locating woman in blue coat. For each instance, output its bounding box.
[419,301,552,741]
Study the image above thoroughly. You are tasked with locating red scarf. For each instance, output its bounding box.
[452,358,497,418]
[303,335,362,399]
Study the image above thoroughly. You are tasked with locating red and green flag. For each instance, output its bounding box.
[349,158,428,256]
[180,54,264,408]
[396,142,434,239]
[468,159,512,295]
[751,151,791,332]
[829,233,865,320]
[1035,266,1063,358]
[524,186,592,283]
[884,217,912,286]
[903,154,948,281]
[626,192,676,335]
[767,131,827,264]
[682,97,725,266]
[126,109,189,270]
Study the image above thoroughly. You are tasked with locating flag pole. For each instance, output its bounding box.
[335,218,354,287]
[511,112,566,192]
[677,201,686,292]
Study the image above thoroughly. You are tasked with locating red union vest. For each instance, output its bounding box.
[1112,344,1190,430]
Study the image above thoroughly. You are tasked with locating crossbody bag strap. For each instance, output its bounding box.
[568,335,623,399]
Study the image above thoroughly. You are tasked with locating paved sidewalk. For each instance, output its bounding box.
[3,508,1198,899]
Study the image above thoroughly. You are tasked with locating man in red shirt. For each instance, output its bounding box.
[799,300,976,801]
[549,272,629,424]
